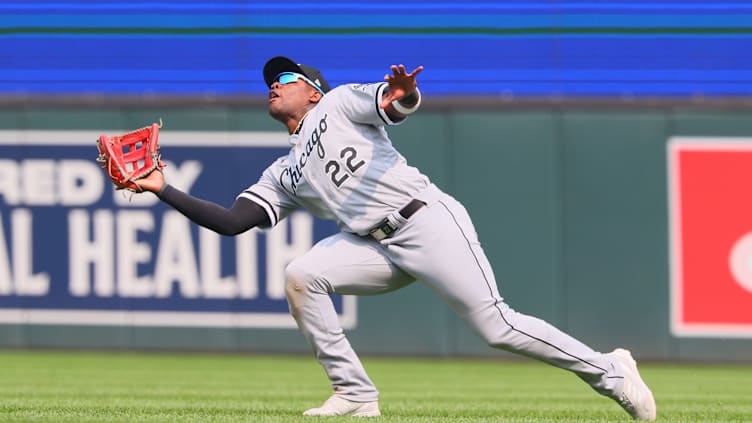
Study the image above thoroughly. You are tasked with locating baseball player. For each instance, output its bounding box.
[136,56,656,420]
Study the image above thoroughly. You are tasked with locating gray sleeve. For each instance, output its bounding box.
[334,83,406,127]
[236,157,299,228]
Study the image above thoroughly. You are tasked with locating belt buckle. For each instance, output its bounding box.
[369,218,397,241]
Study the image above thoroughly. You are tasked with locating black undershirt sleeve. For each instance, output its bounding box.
[156,184,271,236]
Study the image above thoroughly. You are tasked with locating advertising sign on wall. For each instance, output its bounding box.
[668,137,752,337]
[0,129,354,329]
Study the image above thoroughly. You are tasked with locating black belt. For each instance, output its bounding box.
[369,199,426,241]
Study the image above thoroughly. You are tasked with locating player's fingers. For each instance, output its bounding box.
[392,65,401,77]
[409,65,425,77]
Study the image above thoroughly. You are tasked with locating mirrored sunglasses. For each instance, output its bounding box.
[273,72,325,95]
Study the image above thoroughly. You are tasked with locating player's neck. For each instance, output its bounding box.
[288,108,314,135]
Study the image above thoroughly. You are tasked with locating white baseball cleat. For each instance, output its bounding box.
[303,395,381,417]
[611,348,657,421]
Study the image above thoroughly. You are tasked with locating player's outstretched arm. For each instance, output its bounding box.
[380,64,424,120]
[137,170,270,235]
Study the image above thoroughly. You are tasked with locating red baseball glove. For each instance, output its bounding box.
[96,121,165,192]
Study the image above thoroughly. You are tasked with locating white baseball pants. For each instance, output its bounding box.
[284,184,623,402]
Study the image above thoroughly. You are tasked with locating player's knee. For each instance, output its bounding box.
[465,303,519,348]
[285,261,328,316]
[284,263,308,314]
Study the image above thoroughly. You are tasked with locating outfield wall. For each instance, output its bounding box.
[1,104,752,362]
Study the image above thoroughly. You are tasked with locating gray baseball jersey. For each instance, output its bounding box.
[239,82,429,235]
[239,81,627,406]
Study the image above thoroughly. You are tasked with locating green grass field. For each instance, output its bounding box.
[0,350,750,422]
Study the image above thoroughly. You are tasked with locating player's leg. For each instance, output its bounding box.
[285,231,414,413]
[386,193,628,398]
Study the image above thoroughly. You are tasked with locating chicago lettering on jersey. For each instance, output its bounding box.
[281,114,328,194]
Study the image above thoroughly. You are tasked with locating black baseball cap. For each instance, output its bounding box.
[263,56,331,93]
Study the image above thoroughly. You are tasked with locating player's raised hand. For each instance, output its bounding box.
[380,64,424,108]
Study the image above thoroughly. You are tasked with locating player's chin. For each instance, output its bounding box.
[268,103,284,119]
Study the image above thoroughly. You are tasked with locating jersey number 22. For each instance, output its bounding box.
[325,147,365,187]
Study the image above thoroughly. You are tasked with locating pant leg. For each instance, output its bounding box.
[285,231,415,402]
[383,193,623,397]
